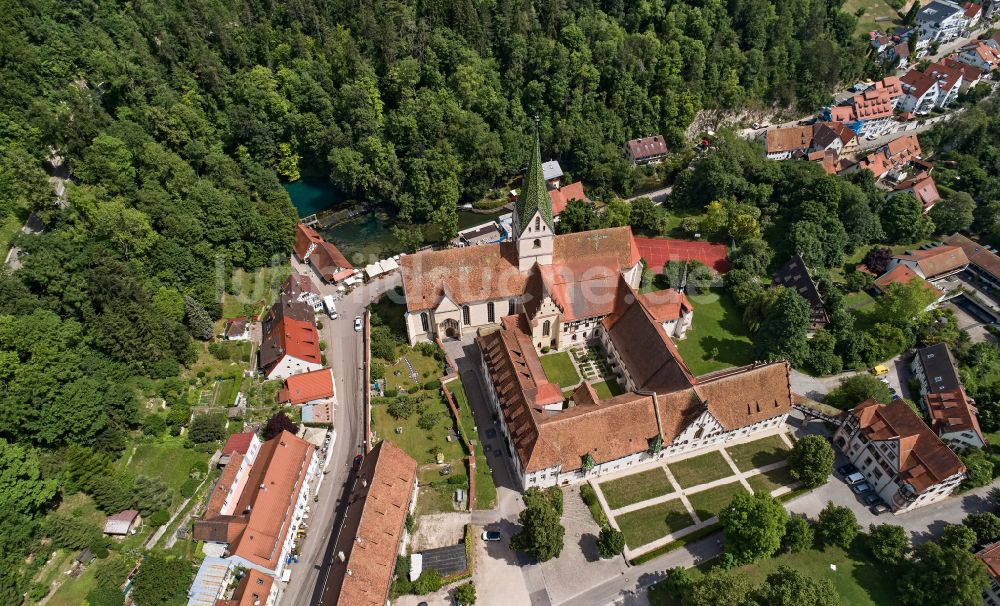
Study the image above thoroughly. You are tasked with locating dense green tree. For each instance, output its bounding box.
[788,436,834,488]
[189,414,226,443]
[558,200,599,234]
[730,239,774,276]
[964,512,1000,546]
[629,197,668,235]
[455,582,477,605]
[597,526,625,559]
[881,193,934,243]
[511,494,565,562]
[130,555,192,606]
[872,279,938,328]
[940,523,978,551]
[753,287,810,365]
[824,374,892,410]
[816,502,858,549]
[930,192,975,234]
[783,516,814,553]
[0,438,57,515]
[720,492,789,564]
[868,523,909,565]
[682,571,753,606]
[412,569,444,595]
[898,541,990,606]
[184,296,214,341]
[748,566,840,606]
[45,514,104,550]
[85,586,125,606]
[961,449,994,489]
[133,475,173,516]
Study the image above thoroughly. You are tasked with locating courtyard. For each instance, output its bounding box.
[590,431,799,556]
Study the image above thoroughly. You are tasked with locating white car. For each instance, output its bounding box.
[354,316,362,332]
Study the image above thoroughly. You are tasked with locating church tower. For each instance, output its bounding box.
[514,118,555,272]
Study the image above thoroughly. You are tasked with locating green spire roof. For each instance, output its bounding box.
[517,119,554,233]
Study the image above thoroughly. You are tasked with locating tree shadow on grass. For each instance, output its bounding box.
[697,336,755,369]
[847,538,900,605]
[749,447,789,469]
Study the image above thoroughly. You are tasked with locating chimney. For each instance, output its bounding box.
[337,551,346,562]
[362,478,368,488]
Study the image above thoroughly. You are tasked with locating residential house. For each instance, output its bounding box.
[223,317,250,341]
[911,342,964,401]
[765,126,812,160]
[278,368,337,427]
[873,264,943,302]
[542,160,563,188]
[887,244,969,281]
[624,135,668,165]
[850,134,924,181]
[945,232,1000,293]
[192,430,319,579]
[833,400,966,513]
[899,69,943,114]
[926,388,987,448]
[477,278,789,490]
[318,440,417,606]
[259,294,322,380]
[772,254,829,331]
[891,173,942,211]
[811,121,859,157]
[941,55,986,88]
[293,223,354,284]
[895,41,911,70]
[548,181,588,217]
[400,124,643,348]
[916,1,970,49]
[103,510,141,536]
[827,77,903,138]
[978,541,1000,606]
[219,431,262,468]
[214,569,277,606]
[963,1,983,27]
[957,40,1000,71]
[927,60,967,106]
[986,0,1000,21]
[281,273,323,314]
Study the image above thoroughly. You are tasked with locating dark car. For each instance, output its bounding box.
[851,481,873,495]
[837,463,858,477]
[862,492,882,506]
[352,454,363,471]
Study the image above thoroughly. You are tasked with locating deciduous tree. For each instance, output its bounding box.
[719,492,788,564]
[788,436,834,488]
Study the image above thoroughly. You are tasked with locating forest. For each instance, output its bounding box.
[0,0,871,602]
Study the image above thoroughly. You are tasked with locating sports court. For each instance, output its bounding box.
[635,237,729,273]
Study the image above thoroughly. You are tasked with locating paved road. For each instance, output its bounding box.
[627,186,673,205]
[281,264,400,606]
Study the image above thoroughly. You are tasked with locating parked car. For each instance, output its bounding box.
[871,502,891,515]
[862,493,883,506]
[844,471,866,485]
[851,481,874,495]
[837,463,858,477]
[354,316,362,332]
[352,454,363,471]
[482,530,502,542]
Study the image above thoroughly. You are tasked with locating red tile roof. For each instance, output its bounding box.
[694,362,793,431]
[765,126,812,154]
[978,542,1000,579]
[637,289,692,322]
[940,56,985,83]
[852,88,895,120]
[945,233,1000,280]
[850,400,965,494]
[228,431,316,570]
[634,237,729,273]
[260,317,322,374]
[926,388,985,444]
[626,135,668,160]
[322,440,417,606]
[901,69,939,98]
[963,1,981,19]
[224,317,248,338]
[222,432,257,457]
[282,274,319,297]
[874,264,941,297]
[293,222,324,261]
[225,569,273,606]
[894,244,969,279]
[279,368,335,405]
[548,181,587,216]
[894,174,941,209]
[293,223,353,282]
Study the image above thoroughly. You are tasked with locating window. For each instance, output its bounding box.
[462,305,470,326]
[509,299,515,315]
[533,238,541,249]
[543,320,551,336]
[420,312,429,332]
[487,302,495,323]
[535,216,540,230]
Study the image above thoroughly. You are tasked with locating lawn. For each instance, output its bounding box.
[843,0,900,36]
[591,379,623,399]
[748,466,798,495]
[844,290,875,311]
[372,395,467,467]
[221,264,290,318]
[598,468,674,510]
[382,344,444,392]
[416,466,469,516]
[724,435,791,472]
[614,499,695,549]
[539,351,581,388]
[448,378,499,510]
[675,289,754,376]
[667,451,734,489]
[47,564,98,606]
[117,439,211,507]
[648,544,895,606]
[686,481,748,522]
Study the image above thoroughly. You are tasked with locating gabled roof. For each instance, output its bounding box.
[893,174,941,209]
[103,509,139,535]
[516,124,554,232]
[626,135,668,160]
[260,297,321,373]
[321,440,417,606]
[279,368,335,405]
[926,388,985,443]
[223,569,274,606]
[765,126,812,154]
[637,288,692,323]
[945,233,1000,280]
[849,400,965,494]
[914,342,962,395]
[400,242,525,312]
[282,274,319,297]
[978,542,1000,579]
[959,41,1000,68]
[901,69,939,98]
[811,121,856,150]
[228,431,316,570]
[694,362,793,431]
[873,264,941,297]
[894,244,969,279]
[962,1,981,18]
[771,254,829,327]
[222,432,257,457]
[224,317,248,338]
[293,222,324,261]
[548,181,587,216]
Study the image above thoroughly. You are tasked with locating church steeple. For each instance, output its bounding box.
[514,117,554,236]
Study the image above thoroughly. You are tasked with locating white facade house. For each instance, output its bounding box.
[833,400,966,513]
[916,1,969,48]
